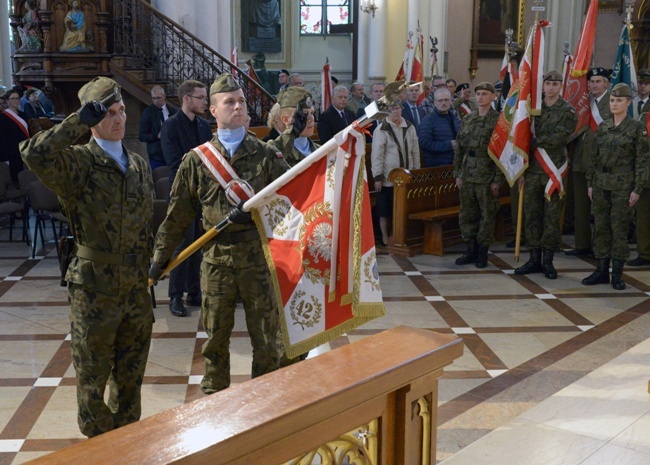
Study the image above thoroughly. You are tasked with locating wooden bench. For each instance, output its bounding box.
[388,166,512,257]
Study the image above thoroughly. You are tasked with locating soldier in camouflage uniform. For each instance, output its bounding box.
[454,82,502,268]
[515,71,577,279]
[583,83,649,290]
[268,87,318,167]
[20,77,154,437]
[150,74,294,394]
[628,111,650,266]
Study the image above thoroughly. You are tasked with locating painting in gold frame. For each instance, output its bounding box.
[472,0,525,55]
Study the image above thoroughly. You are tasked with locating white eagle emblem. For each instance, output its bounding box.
[307,222,332,263]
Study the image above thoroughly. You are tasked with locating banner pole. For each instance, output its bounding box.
[514,181,524,263]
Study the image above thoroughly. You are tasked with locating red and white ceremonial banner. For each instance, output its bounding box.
[488,20,548,187]
[571,0,598,78]
[321,61,333,112]
[245,125,385,357]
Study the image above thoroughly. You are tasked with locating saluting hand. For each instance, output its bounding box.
[76,100,107,127]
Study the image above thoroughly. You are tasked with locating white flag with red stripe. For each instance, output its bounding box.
[245,125,385,357]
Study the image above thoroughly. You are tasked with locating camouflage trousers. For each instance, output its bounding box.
[523,173,564,250]
[592,188,635,260]
[459,181,500,246]
[199,259,280,394]
[68,284,153,437]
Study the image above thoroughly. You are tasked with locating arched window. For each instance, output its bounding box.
[300,0,351,35]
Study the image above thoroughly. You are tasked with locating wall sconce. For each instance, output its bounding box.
[360,0,379,18]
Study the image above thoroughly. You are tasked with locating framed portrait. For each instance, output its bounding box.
[472,0,525,55]
[585,0,624,13]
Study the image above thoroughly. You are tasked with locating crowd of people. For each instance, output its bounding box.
[1,61,646,440]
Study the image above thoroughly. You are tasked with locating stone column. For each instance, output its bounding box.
[357,4,370,85]
[428,0,448,77]
[367,0,387,81]
[0,1,13,88]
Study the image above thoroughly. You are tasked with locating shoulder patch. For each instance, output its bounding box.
[275,151,284,159]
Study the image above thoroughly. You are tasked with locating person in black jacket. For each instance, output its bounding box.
[139,85,177,171]
[317,85,355,144]
[159,80,213,317]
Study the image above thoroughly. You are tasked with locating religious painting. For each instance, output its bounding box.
[472,0,525,54]
[585,0,625,13]
[241,0,283,54]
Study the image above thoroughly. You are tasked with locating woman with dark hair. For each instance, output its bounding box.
[0,89,29,182]
[23,88,47,120]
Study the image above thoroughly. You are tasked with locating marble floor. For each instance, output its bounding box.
[0,219,649,464]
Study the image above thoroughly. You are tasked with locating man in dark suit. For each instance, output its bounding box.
[317,85,355,144]
[139,85,177,171]
[401,83,426,130]
[160,80,213,317]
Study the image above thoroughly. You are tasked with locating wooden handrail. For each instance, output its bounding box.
[26,326,463,465]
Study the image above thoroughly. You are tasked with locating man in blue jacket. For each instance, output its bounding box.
[417,88,461,167]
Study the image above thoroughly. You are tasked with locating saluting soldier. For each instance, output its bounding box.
[20,77,155,437]
[453,82,502,268]
[567,67,613,257]
[149,74,300,394]
[268,86,317,167]
[452,83,476,120]
[583,83,649,290]
[515,70,577,279]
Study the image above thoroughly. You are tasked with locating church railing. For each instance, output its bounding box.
[23,326,463,465]
[112,0,275,126]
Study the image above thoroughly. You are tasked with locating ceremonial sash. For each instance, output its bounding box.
[3,110,30,138]
[534,147,568,200]
[459,102,472,117]
[192,142,254,204]
[589,97,604,132]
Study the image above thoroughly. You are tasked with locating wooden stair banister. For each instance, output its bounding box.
[25,326,463,465]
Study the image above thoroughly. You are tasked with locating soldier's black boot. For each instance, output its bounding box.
[514,248,543,275]
[455,238,478,265]
[542,248,557,279]
[582,258,610,285]
[611,259,626,290]
[475,244,489,269]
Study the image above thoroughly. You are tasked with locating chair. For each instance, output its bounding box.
[0,181,29,242]
[155,176,170,200]
[152,165,170,185]
[27,180,68,258]
[150,198,169,308]
[0,164,22,201]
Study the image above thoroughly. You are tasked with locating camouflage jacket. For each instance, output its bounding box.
[267,131,319,167]
[529,98,577,175]
[587,116,649,193]
[454,107,503,184]
[153,133,289,269]
[20,113,154,294]
[571,90,612,173]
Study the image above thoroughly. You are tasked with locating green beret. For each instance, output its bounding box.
[474,82,495,93]
[277,87,314,109]
[210,73,241,96]
[78,77,121,107]
[639,69,650,83]
[610,83,632,98]
[543,70,563,82]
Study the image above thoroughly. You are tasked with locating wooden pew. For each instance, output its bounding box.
[26,326,463,465]
[388,166,511,257]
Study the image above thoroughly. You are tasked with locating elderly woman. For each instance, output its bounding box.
[583,83,649,290]
[262,102,284,142]
[371,100,420,246]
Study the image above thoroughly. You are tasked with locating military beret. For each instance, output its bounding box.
[210,73,242,96]
[493,81,503,91]
[277,87,314,109]
[543,70,563,82]
[455,83,470,93]
[587,67,612,80]
[279,69,290,75]
[78,77,121,107]
[331,76,339,84]
[638,69,650,83]
[610,83,632,98]
[474,82,495,93]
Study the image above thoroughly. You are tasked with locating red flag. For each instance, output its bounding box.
[488,20,549,186]
[571,0,598,78]
[395,32,415,81]
[245,126,385,357]
[231,46,238,76]
[412,30,425,104]
[246,61,260,83]
[321,61,333,111]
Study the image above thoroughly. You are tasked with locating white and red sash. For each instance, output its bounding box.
[589,96,604,132]
[458,102,472,117]
[3,110,30,138]
[534,147,568,200]
[192,142,254,204]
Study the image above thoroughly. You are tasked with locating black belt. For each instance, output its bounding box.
[602,167,632,174]
[467,150,476,157]
[74,244,147,266]
[214,228,260,244]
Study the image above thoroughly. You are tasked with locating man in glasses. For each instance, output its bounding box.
[420,75,447,115]
[159,80,213,317]
[139,85,177,171]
